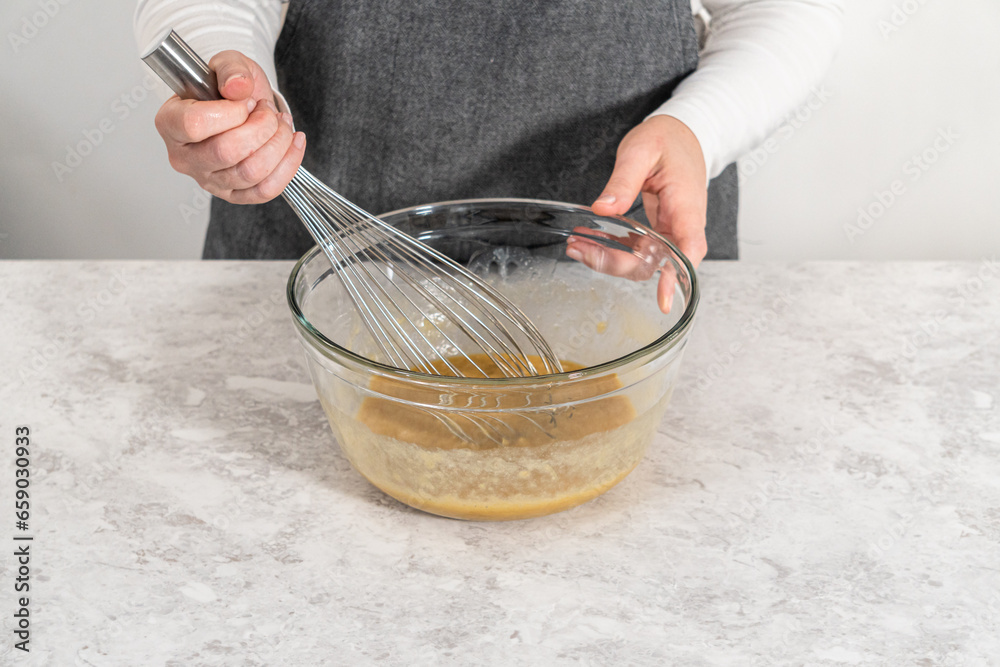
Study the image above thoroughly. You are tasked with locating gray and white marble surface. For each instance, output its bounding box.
[1,260,999,666]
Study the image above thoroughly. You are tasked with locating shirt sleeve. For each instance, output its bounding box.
[134,0,286,107]
[651,0,844,181]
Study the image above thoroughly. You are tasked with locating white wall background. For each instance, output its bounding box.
[1,0,997,260]
[738,0,1000,261]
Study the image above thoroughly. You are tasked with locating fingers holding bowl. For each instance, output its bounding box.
[564,226,680,314]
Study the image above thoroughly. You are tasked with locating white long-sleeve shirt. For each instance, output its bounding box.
[135,0,842,180]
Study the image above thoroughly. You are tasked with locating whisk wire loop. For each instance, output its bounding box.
[295,172,545,376]
[285,167,562,378]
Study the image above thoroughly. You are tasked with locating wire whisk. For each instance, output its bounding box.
[283,171,561,376]
[143,30,561,378]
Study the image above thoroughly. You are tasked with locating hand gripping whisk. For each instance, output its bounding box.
[143,31,561,378]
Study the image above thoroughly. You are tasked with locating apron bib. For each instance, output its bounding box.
[204,0,738,259]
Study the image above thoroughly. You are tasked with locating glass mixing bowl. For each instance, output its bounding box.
[287,198,698,520]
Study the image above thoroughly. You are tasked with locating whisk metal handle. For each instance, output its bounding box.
[141,29,223,103]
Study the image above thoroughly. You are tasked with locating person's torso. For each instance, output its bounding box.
[275,0,700,211]
[205,0,738,260]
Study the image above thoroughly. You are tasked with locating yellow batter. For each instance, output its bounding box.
[356,355,635,450]
[320,354,654,520]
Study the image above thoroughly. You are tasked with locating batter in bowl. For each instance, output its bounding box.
[320,354,658,520]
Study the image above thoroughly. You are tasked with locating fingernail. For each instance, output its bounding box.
[566,246,583,261]
[264,99,278,113]
[224,73,246,88]
[247,98,257,113]
[293,132,305,149]
[280,112,294,128]
[596,194,616,205]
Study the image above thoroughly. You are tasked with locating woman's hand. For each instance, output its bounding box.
[154,51,306,204]
[567,115,708,312]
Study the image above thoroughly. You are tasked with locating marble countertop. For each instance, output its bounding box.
[2,260,999,666]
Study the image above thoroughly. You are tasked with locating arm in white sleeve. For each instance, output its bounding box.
[652,0,844,180]
[134,0,285,105]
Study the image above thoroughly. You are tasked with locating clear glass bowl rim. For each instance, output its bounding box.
[286,197,700,387]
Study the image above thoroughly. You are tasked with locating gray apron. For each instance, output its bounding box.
[204,0,739,260]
